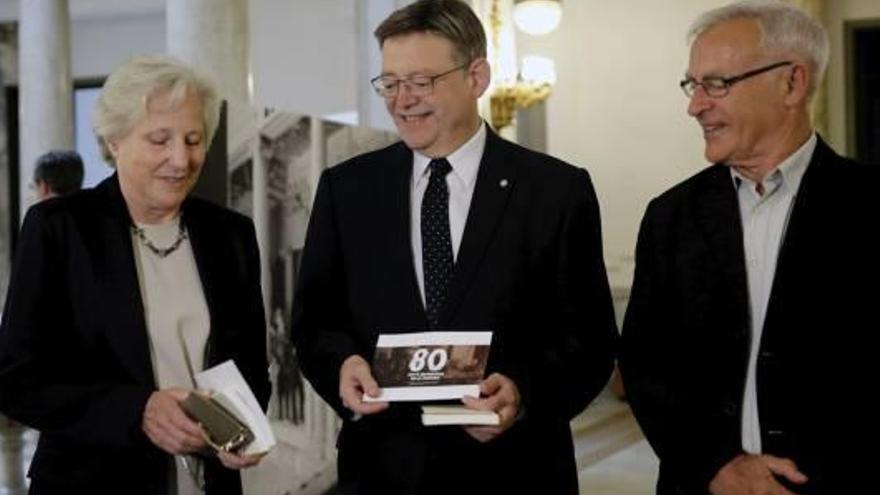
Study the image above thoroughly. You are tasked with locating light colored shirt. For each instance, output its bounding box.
[411,123,486,305]
[132,217,209,495]
[734,133,816,454]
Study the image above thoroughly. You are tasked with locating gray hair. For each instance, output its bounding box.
[688,0,829,97]
[92,54,220,166]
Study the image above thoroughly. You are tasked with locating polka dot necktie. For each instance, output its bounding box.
[422,158,454,329]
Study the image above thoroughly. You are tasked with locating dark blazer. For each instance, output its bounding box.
[292,128,618,495]
[620,137,878,495]
[0,175,271,495]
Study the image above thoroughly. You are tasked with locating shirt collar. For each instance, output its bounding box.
[413,122,487,188]
[730,132,816,195]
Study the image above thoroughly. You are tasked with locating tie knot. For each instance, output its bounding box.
[429,158,452,177]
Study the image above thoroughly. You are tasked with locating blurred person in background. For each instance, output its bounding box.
[31,150,84,201]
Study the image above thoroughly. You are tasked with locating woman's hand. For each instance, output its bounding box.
[142,388,207,455]
[217,450,267,470]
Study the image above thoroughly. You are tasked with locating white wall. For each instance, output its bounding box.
[826,0,880,155]
[250,0,357,116]
[71,12,165,79]
[517,0,880,289]
[356,0,414,131]
[519,0,730,288]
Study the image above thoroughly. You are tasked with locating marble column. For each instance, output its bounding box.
[0,417,27,494]
[0,24,16,312]
[18,0,74,219]
[164,0,250,196]
[166,0,249,256]
[166,0,249,103]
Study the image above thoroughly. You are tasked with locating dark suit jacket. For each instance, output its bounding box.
[0,175,271,495]
[620,137,878,494]
[291,128,618,495]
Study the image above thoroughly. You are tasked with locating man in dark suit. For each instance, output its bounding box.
[620,2,877,494]
[291,1,617,493]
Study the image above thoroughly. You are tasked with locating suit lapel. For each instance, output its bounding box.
[694,165,750,322]
[380,143,428,328]
[442,130,518,324]
[94,177,155,387]
[764,137,830,332]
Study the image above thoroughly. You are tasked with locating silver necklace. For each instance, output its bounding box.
[131,219,188,258]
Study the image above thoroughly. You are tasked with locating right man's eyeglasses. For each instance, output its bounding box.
[680,61,793,98]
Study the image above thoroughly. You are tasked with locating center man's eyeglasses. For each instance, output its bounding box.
[370,64,468,98]
[680,61,793,98]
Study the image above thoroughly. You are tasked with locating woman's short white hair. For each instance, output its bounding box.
[92,54,220,166]
[688,0,829,97]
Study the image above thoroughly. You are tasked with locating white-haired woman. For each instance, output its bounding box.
[0,55,269,495]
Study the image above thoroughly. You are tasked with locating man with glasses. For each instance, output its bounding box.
[621,1,877,494]
[292,0,617,493]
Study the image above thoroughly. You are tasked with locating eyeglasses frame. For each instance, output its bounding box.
[680,60,794,98]
[370,63,470,97]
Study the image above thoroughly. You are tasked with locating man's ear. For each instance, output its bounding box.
[784,63,810,106]
[36,180,52,200]
[469,57,491,99]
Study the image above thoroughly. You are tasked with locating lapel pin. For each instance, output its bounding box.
[499,179,509,188]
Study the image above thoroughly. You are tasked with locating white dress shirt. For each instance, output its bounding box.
[411,123,486,306]
[734,133,815,454]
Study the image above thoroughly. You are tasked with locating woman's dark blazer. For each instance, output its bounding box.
[0,175,270,494]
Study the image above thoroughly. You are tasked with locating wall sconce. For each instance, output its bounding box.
[513,0,562,36]
[490,55,556,130]
[489,0,561,130]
